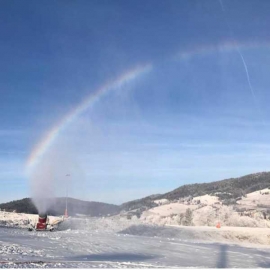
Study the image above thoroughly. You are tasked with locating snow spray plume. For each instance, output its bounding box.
[30,155,56,214]
[26,64,152,173]
[30,150,76,214]
[27,64,152,213]
[26,64,151,213]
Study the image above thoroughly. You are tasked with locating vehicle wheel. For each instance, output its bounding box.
[28,228,33,231]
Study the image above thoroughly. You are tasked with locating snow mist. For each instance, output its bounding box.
[30,150,75,214]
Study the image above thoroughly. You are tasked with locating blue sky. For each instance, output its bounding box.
[1,0,270,204]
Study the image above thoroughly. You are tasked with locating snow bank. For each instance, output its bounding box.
[119,224,198,240]
[0,211,62,229]
[120,223,270,246]
[0,211,34,228]
[138,203,270,229]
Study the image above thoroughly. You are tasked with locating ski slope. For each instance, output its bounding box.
[0,217,270,268]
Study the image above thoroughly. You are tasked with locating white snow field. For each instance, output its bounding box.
[1,213,270,268]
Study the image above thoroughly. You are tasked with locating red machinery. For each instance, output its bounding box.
[28,213,54,231]
[36,214,49,230]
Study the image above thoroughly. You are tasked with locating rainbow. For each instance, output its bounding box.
[26,40,269,172]
[26,63,152,172]
[176,40,270,61]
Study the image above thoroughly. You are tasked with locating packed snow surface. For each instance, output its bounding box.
[1,212,270,268]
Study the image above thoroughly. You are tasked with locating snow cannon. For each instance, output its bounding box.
[28,212,54,232]
[36,213,49,231]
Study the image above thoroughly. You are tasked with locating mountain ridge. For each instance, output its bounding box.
[2,171,270,215]
[0,197,120,216]
[120,171,270,211]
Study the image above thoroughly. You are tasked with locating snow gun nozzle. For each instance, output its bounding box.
[38,212,48,222]
[38,212,47,218]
